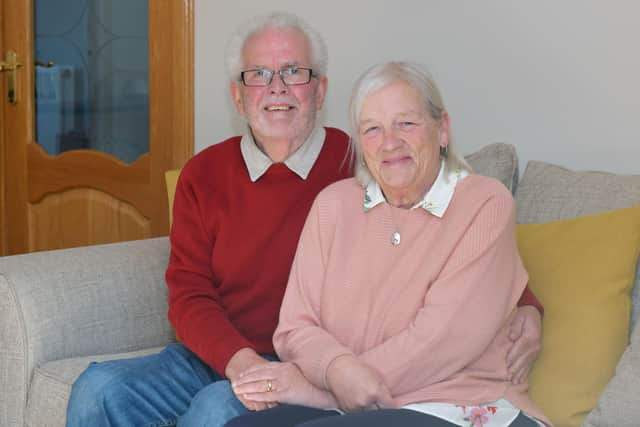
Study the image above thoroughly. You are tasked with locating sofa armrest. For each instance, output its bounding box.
[0,237,175,426]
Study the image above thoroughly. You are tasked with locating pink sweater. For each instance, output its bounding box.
[273,175,548,424]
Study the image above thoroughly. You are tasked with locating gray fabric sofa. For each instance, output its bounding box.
[1,143,639,427]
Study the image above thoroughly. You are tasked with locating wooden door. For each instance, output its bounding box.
[0,0,194,255]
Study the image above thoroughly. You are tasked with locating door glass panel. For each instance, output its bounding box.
[34,0,149,163]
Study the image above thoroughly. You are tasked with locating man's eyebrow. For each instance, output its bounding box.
[280,62,301,68]
[243,62,302,70]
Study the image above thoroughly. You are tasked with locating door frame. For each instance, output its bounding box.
[0,0,5,255]
[0,0,194,255]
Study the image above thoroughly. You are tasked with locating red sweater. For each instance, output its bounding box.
[166,127,353,374]
[166,127,542,375]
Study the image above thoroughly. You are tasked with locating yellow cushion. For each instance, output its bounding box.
[517,205,640,427]
[165,168,182,342]
[165,169,181,227]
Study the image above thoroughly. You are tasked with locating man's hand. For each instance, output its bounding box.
[225,348,272,410]
[232,361,337,409]
[325,354,396,412]
[507,305,542,384]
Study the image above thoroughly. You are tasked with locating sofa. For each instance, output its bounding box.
[1,143,639,427]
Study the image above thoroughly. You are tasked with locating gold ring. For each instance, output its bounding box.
[266,380,273,392]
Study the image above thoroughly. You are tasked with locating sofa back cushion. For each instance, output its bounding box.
[464,142,519,194]
[583,318,640,427]
[515,160,640,222]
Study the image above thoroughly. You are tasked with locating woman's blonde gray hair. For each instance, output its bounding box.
[225,12,328,82]
[348,61,471,187]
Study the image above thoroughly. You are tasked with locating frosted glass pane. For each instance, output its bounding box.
[34,0,149,163]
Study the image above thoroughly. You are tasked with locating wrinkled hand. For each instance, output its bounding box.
[507,305,542,384]
[225,348,273,411]
[325,354,396,412]
[232,361,337,409]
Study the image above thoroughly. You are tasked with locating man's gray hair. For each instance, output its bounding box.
[225,12,328,82]
[348,61,471,187]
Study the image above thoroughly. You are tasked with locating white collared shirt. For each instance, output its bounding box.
[240,126,326,182]
[363,159,469,216]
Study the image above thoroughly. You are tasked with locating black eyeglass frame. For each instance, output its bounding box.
[239,66,317,87]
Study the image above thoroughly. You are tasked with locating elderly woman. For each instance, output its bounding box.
[227,62,550,427]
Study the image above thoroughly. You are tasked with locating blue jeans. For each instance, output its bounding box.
[67,343,264,427]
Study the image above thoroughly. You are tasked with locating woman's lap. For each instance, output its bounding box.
[299,408,457,427]
[225,404,541,427]
[225,405,454,427]
[301,410,541,427]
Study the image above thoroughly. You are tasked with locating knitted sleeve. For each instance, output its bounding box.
[273,194,354,390]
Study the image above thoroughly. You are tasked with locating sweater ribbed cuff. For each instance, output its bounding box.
[303,345,354,391]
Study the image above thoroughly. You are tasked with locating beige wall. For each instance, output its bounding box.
[195,1,640,175]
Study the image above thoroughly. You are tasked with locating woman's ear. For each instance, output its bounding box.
[439,111,451,148]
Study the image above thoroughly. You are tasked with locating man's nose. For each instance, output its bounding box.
[269,72,288,94]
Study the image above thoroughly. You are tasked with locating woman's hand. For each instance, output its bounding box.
[232,361,337,409]
[325,354,396,412]
[507,305,542,384]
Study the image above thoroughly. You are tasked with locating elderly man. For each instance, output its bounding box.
[66,12,542,427]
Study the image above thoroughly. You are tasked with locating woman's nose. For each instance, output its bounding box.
[382,128,402,150]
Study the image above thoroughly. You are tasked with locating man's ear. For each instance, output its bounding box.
[315,76,328,110]
[230,81,244,115]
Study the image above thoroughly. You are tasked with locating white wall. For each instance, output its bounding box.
[195,1,640,175]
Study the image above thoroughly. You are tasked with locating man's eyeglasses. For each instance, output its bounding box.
[240,66,316,87]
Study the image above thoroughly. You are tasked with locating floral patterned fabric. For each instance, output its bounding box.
[403,399,544,426]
